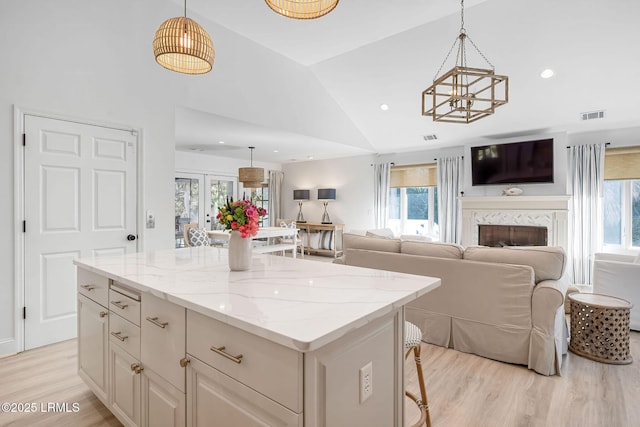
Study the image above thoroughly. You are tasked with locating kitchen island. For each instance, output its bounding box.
[75,246,440,427]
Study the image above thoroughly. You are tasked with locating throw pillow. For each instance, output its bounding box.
[634,253,640,264]
[188,228,210,246]
[318,230,335,250]
[308,231,321,249]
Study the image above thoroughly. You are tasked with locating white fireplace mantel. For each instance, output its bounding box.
[460,196,570,249]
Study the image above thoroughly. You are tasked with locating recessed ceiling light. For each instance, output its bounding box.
[380,103,389,111]
[540,69,554,79]
[273,149,279,153]
[218,140,225,144]
[307,156,314,160]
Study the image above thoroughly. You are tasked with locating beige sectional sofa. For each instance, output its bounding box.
[337,233,569,376]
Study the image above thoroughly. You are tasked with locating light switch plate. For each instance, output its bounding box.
[146,210,155,229]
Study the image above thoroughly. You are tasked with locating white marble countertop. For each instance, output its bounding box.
[74,247,440,352]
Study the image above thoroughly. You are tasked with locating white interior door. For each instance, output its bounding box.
[23,115,137,350]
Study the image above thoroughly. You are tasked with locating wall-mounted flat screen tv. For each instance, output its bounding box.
[471,138,554,186]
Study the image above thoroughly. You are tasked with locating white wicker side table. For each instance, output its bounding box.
[568,293,633,365]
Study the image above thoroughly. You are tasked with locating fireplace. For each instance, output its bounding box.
[478,225,547,247]
[460,196,570,251]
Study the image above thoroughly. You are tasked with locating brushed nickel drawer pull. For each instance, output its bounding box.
[210,346,243,364]
[81,284,95,291]
[146,316,168,329]
[110,331,128,342]
[111,300,129,310]
[130,363,144,374]
[99,311,108,318]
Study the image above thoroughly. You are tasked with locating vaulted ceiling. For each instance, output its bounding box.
[174,0,640,163]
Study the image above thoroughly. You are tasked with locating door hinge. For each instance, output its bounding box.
[22,133,26,146]
[23,307,26,319]
[22,220,26,233]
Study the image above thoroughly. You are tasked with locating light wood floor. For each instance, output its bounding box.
[1,330,638,427]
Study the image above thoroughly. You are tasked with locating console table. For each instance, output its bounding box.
[298,222,344,258]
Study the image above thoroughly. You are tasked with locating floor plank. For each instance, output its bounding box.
[405,329,640,427]
[1,326,638,426]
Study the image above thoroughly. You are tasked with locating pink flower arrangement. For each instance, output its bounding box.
[216,199,267,238]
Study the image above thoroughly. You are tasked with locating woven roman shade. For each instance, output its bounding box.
[604,146,640,180]
[390,163,437,188]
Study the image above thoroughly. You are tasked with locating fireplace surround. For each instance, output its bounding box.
[460,196,570,250]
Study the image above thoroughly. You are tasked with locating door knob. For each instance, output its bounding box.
[127,234,136,241]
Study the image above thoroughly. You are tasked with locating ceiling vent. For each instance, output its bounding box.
[580,110,605,121]
[423,134,438,141]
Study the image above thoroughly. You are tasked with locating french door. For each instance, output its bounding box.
[175,173,236,247]
[23,115,138,350]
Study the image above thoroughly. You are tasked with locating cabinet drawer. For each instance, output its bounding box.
[141,293,186,393]
[109,312,141,360]
[187,356,301,427]
[187,310,303,413]
[109,284,141,326]
[77,268,109,307]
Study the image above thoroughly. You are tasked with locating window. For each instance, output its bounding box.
[387,163,439,239]
[252,185,269,227]
[603,146,640,251]
[604,179,640,249]
[388,187,438,238]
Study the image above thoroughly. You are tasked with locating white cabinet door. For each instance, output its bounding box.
[110,344,142,427]
[77,294,109,405]
[143,368,186,427]
[186,356,301,427]
[141,293,186,392]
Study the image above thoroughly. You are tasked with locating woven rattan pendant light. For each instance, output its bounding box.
[238,147,265,189]
[153,0,214,75]
[265,0,339,19]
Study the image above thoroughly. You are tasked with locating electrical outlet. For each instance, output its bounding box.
[359,361,373,404]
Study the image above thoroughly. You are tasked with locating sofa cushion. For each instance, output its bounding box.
[401,240,464,259]
[343,233,400,253]
[463,246,565,282]
[400,234,433,242]
[365,228,395,239]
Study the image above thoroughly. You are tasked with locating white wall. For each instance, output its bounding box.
[175,151,281,178]
[282,155,376,231]
[0,0,364,355]
[281,126,640,233]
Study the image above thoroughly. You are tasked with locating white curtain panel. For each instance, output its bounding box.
[567,143,605,284]
[268,170,284,227]
[373,163,391,229]
[437,156,464,244]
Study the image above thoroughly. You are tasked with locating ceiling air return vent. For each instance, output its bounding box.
[423,134,438,141]
[580,110,605,121]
